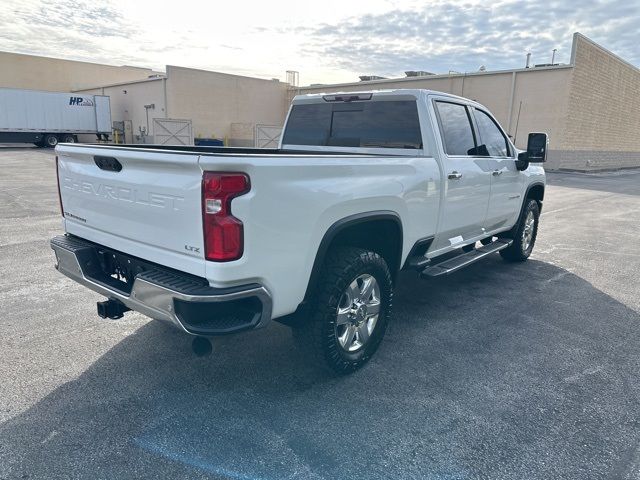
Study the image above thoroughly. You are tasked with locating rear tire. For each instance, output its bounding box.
[500,199,540,262]
[62,134,75,143]
[292,247,393,374]
[43,134,58,148]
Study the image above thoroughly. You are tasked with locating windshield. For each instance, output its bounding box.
[282,100,423,149]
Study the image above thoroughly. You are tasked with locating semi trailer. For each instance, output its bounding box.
[0,87,111,147]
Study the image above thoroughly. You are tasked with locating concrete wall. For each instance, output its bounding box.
[165,66,289,145]
[0,51,158,92]
[555,34,640,170]
[77,79,167,143]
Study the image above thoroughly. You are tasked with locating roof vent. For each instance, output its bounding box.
[359,75,387,82]
[405,70,434,77]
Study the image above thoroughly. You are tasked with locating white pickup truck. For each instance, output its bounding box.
[51,89,547,373]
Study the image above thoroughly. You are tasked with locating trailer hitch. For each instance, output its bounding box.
[97,298,130,319]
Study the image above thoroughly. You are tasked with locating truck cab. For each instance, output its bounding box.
[280,89,546,258]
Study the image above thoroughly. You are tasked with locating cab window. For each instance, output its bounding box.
[434,101,477,156]
[472,109,510,157]
[282,100,423,149]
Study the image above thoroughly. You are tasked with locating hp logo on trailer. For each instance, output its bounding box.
[69,96,95,106]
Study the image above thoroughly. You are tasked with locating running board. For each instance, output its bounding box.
[420,239,513,277]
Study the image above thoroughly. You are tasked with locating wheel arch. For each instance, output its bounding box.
[500,181,545,240]
[303,211,403,304]
[526,182,545,210]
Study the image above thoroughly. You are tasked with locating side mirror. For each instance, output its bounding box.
[516,132,549,170]
[526,132,548,162]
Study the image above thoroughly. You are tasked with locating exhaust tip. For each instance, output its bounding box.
[192,336,213,357]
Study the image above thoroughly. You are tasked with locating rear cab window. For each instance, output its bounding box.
[282,98,423,150]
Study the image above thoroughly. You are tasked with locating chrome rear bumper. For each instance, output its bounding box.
[50,235,272,335]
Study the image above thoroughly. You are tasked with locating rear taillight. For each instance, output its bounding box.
[55,156,64,216]
[202,172,250,262]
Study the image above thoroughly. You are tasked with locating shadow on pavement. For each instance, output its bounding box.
[1,258,639,480]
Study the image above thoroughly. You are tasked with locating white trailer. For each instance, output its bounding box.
[0,88,111,147]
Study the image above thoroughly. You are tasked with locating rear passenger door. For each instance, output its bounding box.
[471,108,523,231]
[431,100,492,251]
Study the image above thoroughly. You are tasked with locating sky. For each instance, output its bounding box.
[0,0,638,86]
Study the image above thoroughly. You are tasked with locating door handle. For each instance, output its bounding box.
[448,171,463,180]
[492,169,503,176]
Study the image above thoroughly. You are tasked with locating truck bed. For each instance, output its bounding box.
[55,141,439,318]
[72,143,389,156]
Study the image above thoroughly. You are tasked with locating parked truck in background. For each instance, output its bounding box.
[50,89,548,374]
[0,87,111,147]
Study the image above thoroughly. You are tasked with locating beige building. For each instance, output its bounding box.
[295,33,640,171]
[0,51,288,146]
[0,51,158,92]
[1,33,639,169]
[75,66,289,146]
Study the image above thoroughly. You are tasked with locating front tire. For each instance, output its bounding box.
[500,199,540,262]
[292,247,393,374]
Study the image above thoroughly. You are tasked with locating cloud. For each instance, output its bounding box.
[0,0,152,68]
[8,0,136,39]
[0,0,637,85]
[298,0,640,78]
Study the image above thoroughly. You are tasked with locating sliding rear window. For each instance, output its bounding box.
[282,100,422,149]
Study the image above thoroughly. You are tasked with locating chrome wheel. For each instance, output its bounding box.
[522,210,535,252]
[335,274,381,352]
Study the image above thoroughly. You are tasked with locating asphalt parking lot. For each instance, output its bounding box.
[1,147,639,480]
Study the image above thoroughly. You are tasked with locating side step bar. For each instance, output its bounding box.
[420,239,513,277]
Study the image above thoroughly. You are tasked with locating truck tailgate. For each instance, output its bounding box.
[56,145,205,276]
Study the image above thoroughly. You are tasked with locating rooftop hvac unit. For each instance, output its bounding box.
[405,70,434,77]
[359,75,387,81]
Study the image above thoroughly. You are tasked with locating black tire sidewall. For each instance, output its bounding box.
[511,199,540,259]
[303,247,393,374]
[520,200,540,257]
[328,259,391,366]
[45,135,58,147]
[499,199,540,262]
